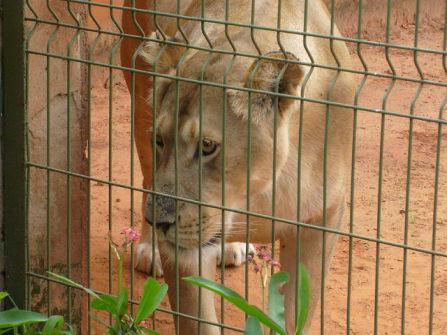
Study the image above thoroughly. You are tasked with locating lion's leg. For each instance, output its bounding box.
[217,242,256,267]
[161,249,220,335]
[135,192,164,277]
[280,204,344,334]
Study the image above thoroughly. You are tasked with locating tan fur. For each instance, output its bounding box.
[121,0,355,333]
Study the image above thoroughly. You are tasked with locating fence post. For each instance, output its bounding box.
[1,0,27,309]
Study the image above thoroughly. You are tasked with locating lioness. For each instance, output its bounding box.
[121,0,354,334]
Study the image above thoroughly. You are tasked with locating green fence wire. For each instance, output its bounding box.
[2,0,447,334]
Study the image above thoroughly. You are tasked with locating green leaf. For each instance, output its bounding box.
[61,323,76,335]
[42,315,65,335]
[0,293,8,301]
[295,264,311,335]
[117,288,129,317]
[135,278,168,324]
[91,294,118,315]
[0,309,48,328]
[48,272,100,299]
[90,314,111,329]
[183,277,286,335]
[268,271,289,331]
[244,316,263,335]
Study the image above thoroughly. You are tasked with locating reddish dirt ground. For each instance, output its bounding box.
[88,25,446,335]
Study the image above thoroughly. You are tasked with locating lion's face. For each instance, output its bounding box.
[142,38,303,250]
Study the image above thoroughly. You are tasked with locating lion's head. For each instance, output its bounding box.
[140,33,303,250]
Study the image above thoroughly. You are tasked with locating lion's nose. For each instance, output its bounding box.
[145,193,177,229]
[157,221,173,235]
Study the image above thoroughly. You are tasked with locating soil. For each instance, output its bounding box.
[88,25,446,335]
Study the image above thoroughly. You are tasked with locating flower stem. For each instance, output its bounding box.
[261,270,267,335]
[117,255,123,292]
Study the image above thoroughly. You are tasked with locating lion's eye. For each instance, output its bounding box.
[202,138,218,156]
[156,135,164,149]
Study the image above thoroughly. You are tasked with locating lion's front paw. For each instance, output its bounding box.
[216,242,255,267]
[135,242,163,277]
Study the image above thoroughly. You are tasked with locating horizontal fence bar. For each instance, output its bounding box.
[25,50,447,125]
[48,0,447,56]
[24,17,447,89]
[26,271,244,333]
[27,162,447,258]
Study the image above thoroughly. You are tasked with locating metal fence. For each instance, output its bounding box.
[2,0,447,334]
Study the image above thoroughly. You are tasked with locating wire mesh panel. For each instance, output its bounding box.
[3,0,446,334]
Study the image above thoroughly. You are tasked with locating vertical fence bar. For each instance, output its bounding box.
[65,1,82,324]
[428,95,446,335]
[125,0,136,314]
[221,2,237,333]
[198,1,214,332]
[173,3,191,331]
[127,0,145,317]
[151,2,160,296]
[87,1,103,331]
[320,1,342,333]
[402,1,424,333]
[45,0,60,317]
[108,19,114,321]
[245,0,261,309]
[374,1,397,333]
[347,1,368,333]
[2,0,27,309]
[173,5,191,333]
[150,10,164,331]
[270,0,283,271]
[429,8,447,333]
[296,0,314,329]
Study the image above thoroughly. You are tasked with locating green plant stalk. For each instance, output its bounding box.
[118,255,123,293]
[116,254,124,334]
[260,265,269,335]
[262,286,266,335]
[262,277,267,335]
[261,280,265,314]
[260,266,268,313]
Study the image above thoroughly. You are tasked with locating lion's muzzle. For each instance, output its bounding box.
[145,190,176,235]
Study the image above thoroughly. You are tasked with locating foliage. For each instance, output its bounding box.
[48,273,166,335]
[185,257,311,335]
[0,227,167,335]
[48,227,167,335]
[1,231,310,335]
[0,291,74,334]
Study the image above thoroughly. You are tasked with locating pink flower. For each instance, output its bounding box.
[255,245,266,253]
[122,227,140,242]
[261,254,271,261]
[139,320,150,328]
[271,260,281,268]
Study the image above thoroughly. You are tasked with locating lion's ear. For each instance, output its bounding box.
[139,32,187,109]
[139,32,186,73]
[229,51,303,122]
